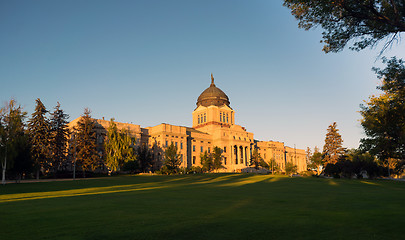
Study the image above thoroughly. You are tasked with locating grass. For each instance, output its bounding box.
[1,174,405,240]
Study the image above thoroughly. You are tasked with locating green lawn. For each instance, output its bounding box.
[1,174,405,240]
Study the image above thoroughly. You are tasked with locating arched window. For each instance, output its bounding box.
[220,112,222,122]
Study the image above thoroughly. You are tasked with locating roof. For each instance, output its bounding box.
[196,74,230,107]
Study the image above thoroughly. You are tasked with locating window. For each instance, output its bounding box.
[224,157,227,165]
[180,142,183,149]
[193,145,195,152]
[200,146,203,152]
[204,113,206,122]
[198,115,200,124]
[224,147,227,153]
[208,147,210,153]
[223,113,225,122]
[220,112,222,122]
[193,156,196,164]
[175,142,178,148]
[165,141,168,147]
[226,113,229,123]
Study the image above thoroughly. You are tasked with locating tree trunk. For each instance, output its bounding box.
[2,146,7,185]
[1,165,6,185]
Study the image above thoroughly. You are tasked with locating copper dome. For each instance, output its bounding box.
[196,74,230,107]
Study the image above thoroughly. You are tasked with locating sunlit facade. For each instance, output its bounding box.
[69,74,307,172]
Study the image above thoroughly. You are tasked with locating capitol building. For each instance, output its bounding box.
[69,75,307,173]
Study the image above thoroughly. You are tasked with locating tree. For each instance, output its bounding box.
[268,158,279,174]
[323,122,345,166]
[283,0,405,53]
[27,98,51,179]
[49,102,69,172]
[285,162,298,176]
[200,151,213,173]
[250,148,262,170]
[212,146,224,172]
[163,143,181,174]
[104,119,122,173]
[360,57,405,176]
[137,145,154,173]
[8,133,33,182]
[306,147,312,166]
[0,100,27,184]
[104,119,137,174]
[75,108,99,177]
[310,151,324,175]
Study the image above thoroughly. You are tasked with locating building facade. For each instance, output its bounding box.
[69,74,307,173]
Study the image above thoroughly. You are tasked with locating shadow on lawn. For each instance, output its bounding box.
[3,174,390,203]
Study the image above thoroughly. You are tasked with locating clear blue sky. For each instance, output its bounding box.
[1,0,404,150]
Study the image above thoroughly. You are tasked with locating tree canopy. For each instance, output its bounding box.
[27,98,50,178]
[283,0,405,53]
[360,57,405,169]
[212,146,223,171]
[74,108,99,177]
[323,122,345,165]
[49,102,69,172]
[163,143,181,174]
[0,100,27,184]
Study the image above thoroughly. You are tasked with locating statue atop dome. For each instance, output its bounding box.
[211,73,215,86]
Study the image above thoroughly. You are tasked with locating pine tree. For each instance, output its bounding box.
[75,108,99,177]
[49,102,69,172]
[250,148,262,170]
[212,146,223,172]
[163,143,181,174]
[137,145,153,173]
[27,98,50,179]
[200,151,213,173]
[323,122,344,166]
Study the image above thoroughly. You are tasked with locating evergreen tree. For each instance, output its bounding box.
[0,99,27,184]
[27,98,50,179]
[163,143,181,174]
[250,148,262,170]
[8,133,33,182]
[137,145,153,173]
[200,151,213,173]
[49,102,69,172]
[75,108,99,177]
[120,129,136,167]
[212,146,223,172]
[323,122,344,166]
